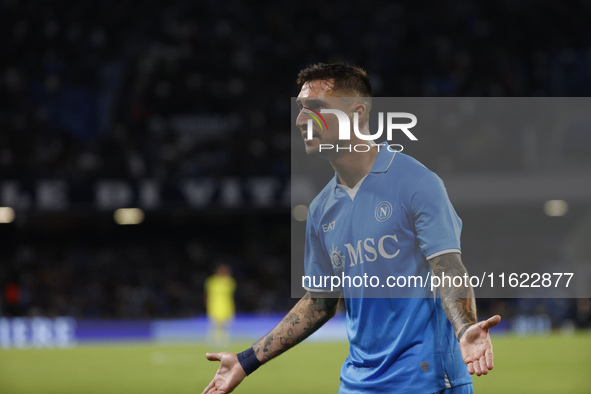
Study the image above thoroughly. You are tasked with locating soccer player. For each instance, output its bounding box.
[205,264,236,346]
[202,63,500,394]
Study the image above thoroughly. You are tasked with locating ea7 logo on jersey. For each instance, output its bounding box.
[375,201,393,222]
[322,221,336,233]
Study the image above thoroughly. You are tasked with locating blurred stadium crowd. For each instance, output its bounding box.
[2,0,591,179]
[1,214,291,318]
[1,0,591,327]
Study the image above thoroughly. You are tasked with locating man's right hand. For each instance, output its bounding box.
[200,292,339,393]
[202,352,247,394]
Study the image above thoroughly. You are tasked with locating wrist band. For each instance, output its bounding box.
[237,347,262,375]
[457,323,474,341]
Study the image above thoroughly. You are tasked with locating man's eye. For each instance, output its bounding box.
[304,105,323,111]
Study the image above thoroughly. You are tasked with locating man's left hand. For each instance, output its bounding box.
[459,315,501,376]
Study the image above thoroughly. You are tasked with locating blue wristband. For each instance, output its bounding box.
[237,347,262,375]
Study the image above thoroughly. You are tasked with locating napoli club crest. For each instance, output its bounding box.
[375,201,393,222]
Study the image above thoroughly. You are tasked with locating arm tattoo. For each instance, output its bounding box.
[252,292,340,363]
[429,253,477,338]
[283,312,301,327]
[262,333,273,352]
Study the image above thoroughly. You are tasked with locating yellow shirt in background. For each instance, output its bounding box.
[205,275,236,323]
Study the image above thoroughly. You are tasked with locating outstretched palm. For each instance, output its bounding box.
[202,352,247,394]
[459,315,501,376]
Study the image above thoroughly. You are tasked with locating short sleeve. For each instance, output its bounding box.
[303,210,336,292]
[411,171,462,260]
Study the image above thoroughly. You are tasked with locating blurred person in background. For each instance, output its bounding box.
[205,264,236,346]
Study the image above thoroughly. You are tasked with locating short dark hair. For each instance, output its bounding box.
[297,63,372,97]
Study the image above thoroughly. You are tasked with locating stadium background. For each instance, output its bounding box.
[0,0,590,393]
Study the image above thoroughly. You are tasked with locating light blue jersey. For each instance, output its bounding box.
[304,143,472,393]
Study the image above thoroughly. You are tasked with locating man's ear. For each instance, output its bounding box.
[352,103,368,125]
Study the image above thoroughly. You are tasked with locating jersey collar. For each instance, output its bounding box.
[370,142,397,173]
[332,142,396,189]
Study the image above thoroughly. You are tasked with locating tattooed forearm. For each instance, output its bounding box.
[296,294,339,342]
[252,292,340,363]
[262,333,273,352]
[283,312,301,327]
[428,253,477,338]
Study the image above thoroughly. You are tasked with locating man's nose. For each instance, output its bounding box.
[295,111,309,128]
